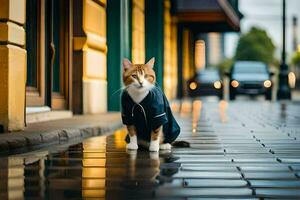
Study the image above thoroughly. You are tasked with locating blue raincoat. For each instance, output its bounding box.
[121,87,180,143]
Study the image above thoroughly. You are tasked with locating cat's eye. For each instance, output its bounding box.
[131,74,137,79]
[145,75,149,78]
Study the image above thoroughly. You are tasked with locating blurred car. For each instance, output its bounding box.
[187,69,223,99]
[227,61,274,100]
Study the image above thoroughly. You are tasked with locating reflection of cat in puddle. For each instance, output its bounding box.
[125,150,180,191]
[126,150,161,182]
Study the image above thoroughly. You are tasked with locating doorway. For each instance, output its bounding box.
[26,0,72,111]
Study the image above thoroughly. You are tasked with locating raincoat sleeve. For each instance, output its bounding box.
[121,92,134,125]
[150,89,168,130]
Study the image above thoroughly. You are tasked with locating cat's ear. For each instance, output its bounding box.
[122,58,132,72]
[146,57,155,68]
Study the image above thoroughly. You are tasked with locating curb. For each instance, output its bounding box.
[0,121,123,153]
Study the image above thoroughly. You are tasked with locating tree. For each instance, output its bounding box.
[291,51,300,66]
[219,58,233,75]
[235,27,276,64]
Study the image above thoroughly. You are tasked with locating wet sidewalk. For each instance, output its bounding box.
[1,100,300,199]
[0,113,122,153]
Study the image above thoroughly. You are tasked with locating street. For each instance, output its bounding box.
[1,100,300,199]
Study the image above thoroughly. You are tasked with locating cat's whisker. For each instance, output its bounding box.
[111,86,127,97]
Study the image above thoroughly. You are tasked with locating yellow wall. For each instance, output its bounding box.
[163,0,172,99]
[0,0,26,131]
[82,0,107,113]
[182,29,190,87]
[170,18,178,99]
[163,0,178,99]
[182,29,194,96]
[131,0,145,64]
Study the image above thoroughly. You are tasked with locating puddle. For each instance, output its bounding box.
[0,128,180,199]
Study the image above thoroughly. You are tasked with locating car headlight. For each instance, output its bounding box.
[264,80,272,88]
[231,80,239,88]
[214,81,222,89]
[189,82,197,90]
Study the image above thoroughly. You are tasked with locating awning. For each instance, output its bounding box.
[173,0,241,32]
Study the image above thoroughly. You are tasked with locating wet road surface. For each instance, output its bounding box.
[1,100,300,199]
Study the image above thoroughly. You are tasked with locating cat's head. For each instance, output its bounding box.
[122,58,156,92]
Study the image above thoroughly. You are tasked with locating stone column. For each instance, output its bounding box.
[73,0,107,114]
[0,0,26,132]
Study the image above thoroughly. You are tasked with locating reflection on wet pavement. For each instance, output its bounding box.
[1,99,300,199]
[0,128,179,199]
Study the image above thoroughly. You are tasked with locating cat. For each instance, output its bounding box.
[121,57,181,152]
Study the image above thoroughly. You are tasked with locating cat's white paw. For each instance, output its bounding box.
[126,142,138,150]
[149,140,159,152]
[160,143,172,150]
[127,135,138,150]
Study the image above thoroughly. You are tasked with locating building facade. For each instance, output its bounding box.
[0,0,241,132]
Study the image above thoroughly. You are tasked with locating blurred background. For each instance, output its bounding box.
[0,0,299,132]
[222,0,300,101]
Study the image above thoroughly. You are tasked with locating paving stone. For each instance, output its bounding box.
[239,165,290,172]
[243,172,296,179]
[188,140,221,144]
[40,131,60,143]
[272,150,300,154]
[20,133,43,145]
[5,135,28,149]
[173,171,242,179]
[232,158,278,163]
[188,198,258,200]
[173,149,225,154]
[219,140,257,144]
[176,157,232,163]
[263,144,300,149]
[231,154,275,158]
[277,158,300,163]
[222,144,261,148]
[60,128,82,139]
[249,180,300,188]
[181,165,237,172]
[155,188,253,197]
[289,165,300,171]
[225,149,268,154]
[80,128,94,137]
[184,179,248,188]
[187,145,224,150]
[255,188,300,198]
[179,136,218,140]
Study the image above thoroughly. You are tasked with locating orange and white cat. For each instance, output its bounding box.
[121,58,180,152]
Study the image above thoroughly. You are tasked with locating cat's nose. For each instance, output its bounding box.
[139,82,144,86]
